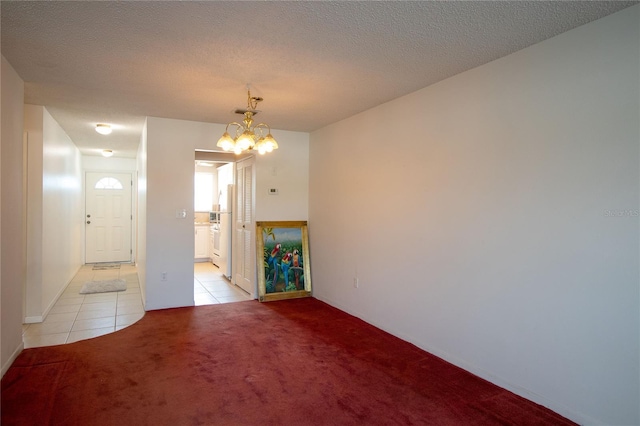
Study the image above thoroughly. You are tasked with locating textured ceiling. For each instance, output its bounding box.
[1,1,636,158]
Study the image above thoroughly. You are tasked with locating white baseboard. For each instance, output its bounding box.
[24,315,44,324]
[41,277,70,319]
[314,294,596,425]
[24,266,79,324]
[1,341,24,378]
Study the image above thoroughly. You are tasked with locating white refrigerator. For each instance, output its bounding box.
[218,184,233,279]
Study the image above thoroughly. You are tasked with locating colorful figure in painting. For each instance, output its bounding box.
[267,243,281,285]
[292,248,301,290]
[281,252,292,290]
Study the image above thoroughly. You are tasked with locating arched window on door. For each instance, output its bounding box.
[94,177,124,190]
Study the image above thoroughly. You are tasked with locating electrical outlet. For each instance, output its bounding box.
[161,272,167,281]
[354,277,359,288]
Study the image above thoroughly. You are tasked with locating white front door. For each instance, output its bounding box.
[85,172,132,263]
[234,157,255,296]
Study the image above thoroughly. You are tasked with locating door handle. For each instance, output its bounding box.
[86,221,91,224]
[87,214,91,218]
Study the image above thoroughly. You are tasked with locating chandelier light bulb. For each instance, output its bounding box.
[263,134,278,152]
[216,132,235,151]
[236,130,255,151]
[255,138,267,155]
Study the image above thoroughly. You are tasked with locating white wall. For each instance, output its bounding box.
[309,7,639,426]
[1,55,26,377]
[83,155,137,172]
[23,106,43,321]
[136,120,148,307]
[41,109,83,314]
[24,105,83,322]
[141,117,308,310]
[255,130,309,221]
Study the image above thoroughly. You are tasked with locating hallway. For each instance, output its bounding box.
[22,264,143,349]
[22,262,252,349]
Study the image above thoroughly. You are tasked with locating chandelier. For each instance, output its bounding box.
[216,89,279,155]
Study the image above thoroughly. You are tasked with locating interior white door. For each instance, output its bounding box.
[85,172,132,263]
[234,157,255,296]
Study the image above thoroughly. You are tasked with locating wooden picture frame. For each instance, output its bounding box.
[256,221,311,302]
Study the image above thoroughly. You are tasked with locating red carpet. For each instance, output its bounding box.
[2,298,576,425]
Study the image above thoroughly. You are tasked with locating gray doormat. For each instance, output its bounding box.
[80,279,127,294]
[92,263,121,270]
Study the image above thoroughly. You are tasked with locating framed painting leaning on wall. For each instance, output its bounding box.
[256,221,311,302]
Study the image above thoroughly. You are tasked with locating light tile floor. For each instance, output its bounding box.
[193,261,252,306]
[22,263,144,349]
[22,262,251,348]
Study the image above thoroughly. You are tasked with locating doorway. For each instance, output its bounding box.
[193,150,245,302]
[85,172,133,263]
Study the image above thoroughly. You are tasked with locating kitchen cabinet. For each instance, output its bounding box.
[195,225,209,260]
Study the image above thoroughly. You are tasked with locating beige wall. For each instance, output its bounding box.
[1,56,26,377]
[309,7,639,425]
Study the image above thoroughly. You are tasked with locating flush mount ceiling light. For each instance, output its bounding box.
[95,124,112,135]
[217,88,278,155]
[101,149,114,157]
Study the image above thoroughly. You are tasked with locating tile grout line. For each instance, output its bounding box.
[26,264,144,348]
[64,300,83,344]
[28,263,239,347]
